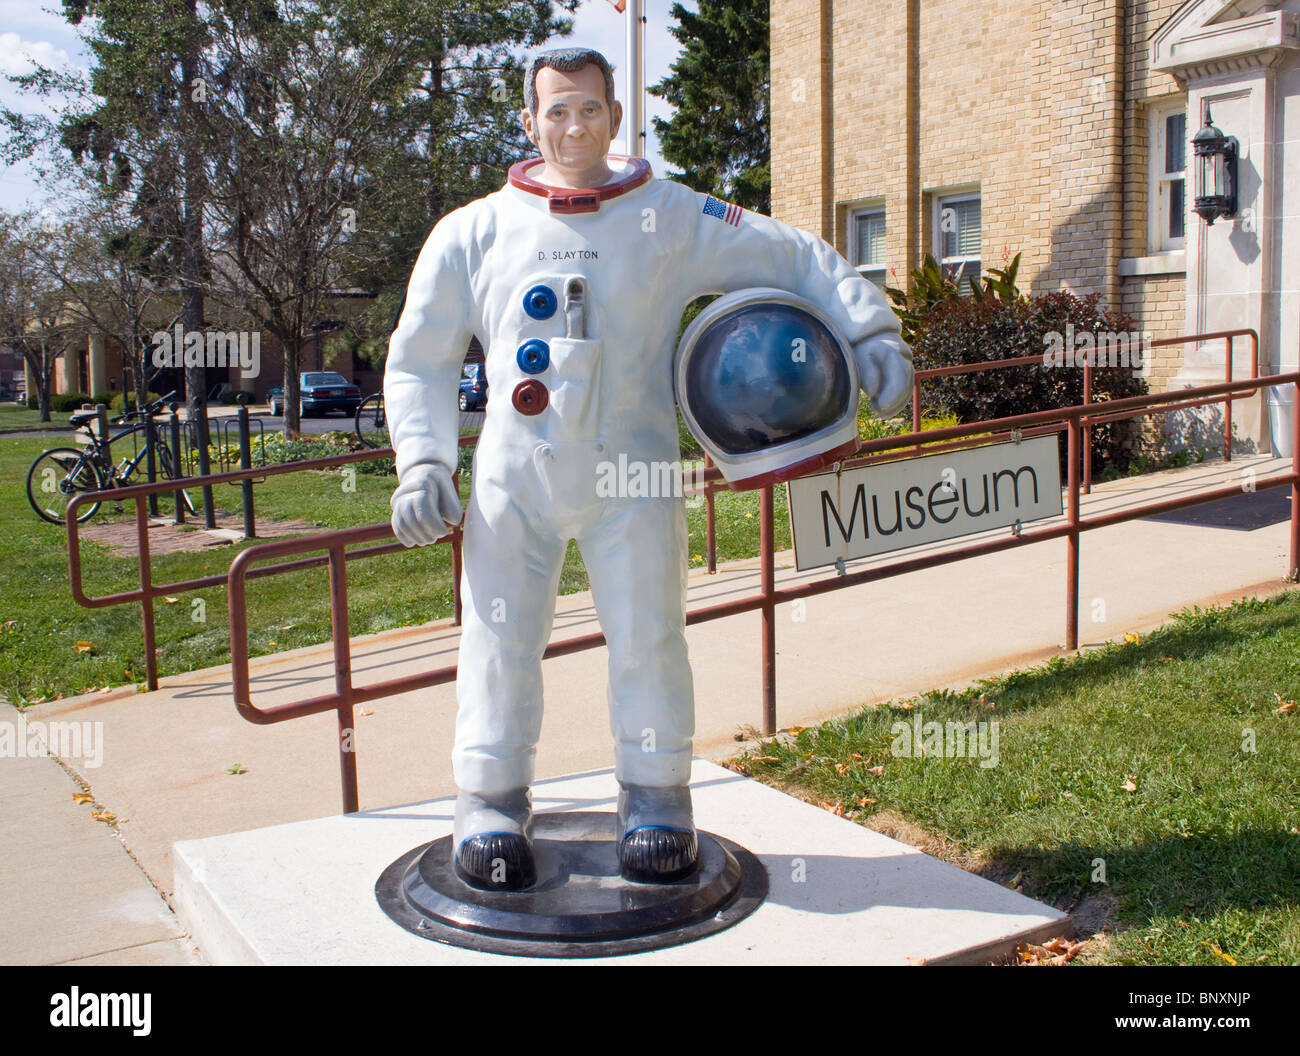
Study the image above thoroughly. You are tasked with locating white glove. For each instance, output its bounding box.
[853,332,915,419]
[390,462,462,547]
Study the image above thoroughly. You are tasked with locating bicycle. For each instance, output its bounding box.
[355,391,388,449]
[26,391,197,526]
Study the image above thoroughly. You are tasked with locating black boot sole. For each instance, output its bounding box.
[618,827,699,883]
[454,832,537,891]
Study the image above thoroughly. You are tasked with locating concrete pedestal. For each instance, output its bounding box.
[172,760,1070,965]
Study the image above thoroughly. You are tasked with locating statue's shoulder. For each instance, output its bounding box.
[427,195,499,248]
[652,176,699,206]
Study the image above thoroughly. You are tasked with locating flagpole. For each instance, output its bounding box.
[626,0,644,157]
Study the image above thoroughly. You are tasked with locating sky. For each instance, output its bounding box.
[0,0,695,214]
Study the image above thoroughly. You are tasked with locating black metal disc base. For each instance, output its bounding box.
[375,811,768,958]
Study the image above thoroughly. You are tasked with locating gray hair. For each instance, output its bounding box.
[523,48,617,130]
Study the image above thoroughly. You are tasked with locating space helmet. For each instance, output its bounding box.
[674,288,861,490]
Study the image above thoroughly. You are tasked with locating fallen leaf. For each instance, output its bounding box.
[72,792,93,804]
[1273,692,1296,715]
[1123,777,1138,793]
[867,765,885,777]
[855,796,876,807]
[1203,942,1237,966]
[163,596,180,604]
[91,811,116,823]
[1015,936,1083,965]
[73,640,92,653]
[750,755,779,764]
[357,708,374,717]
[225,763,248,775]
[851,752,864,760]
[835,762,849,775]
[1124,632,1141,645]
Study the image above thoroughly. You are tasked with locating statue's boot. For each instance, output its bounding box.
[616,783,698,883]
[452,788,536,891]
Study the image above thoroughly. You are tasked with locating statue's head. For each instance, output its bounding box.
[520,48,622,185]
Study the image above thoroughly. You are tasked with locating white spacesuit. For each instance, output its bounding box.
[385,154,911,887]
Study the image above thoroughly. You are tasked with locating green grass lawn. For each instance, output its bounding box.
[730,593,1300,966]
[0,432,785,705]
[0,403,75,432]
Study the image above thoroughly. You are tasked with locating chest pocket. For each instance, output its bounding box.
[546,336,602,442]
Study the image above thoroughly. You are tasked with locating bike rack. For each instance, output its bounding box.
[213,414,267,472]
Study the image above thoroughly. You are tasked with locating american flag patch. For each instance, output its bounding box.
[702,195,742,226]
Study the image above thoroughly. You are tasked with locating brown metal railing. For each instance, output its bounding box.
[697,329,1259,574]
[64,330,1259,698]
[219,370,1299,813]
[910,329,1259,493]
[65,445,467,691]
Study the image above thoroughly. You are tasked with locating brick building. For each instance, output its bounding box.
[770,0,1300,452]
[25,296,386,408]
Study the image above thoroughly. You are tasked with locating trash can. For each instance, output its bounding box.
[1267,386,1295,458]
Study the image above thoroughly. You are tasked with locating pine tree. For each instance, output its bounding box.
[648,0,769,214]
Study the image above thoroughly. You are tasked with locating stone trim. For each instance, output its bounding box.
[1153,9,1299,74]
[1119,252,1188,275]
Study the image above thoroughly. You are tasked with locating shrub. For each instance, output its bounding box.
[241,430,399,477]
[47,392,90,412]
[910,291,1148,476]
[886,253,1022,345]
[109,391,165,414]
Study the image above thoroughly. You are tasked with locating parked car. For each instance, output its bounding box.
[267,372,361,417]
[459,363,488,411]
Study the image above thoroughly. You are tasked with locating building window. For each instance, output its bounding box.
[1150,103,1186,253]
[933,193,981,291]
[850,207,886,286]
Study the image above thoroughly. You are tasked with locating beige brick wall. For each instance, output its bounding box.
[772,0,1191,320]
[1124,0,1187,259]
[771,0,832,237]
[1121,272,1186,391]
[828,0,911,276]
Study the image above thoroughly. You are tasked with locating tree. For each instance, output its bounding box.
[330,1,578,379]
[4,0,577,437]
[648,0,770,213]
[29,181,178,408]
[0,214,78,422]
[199,0,575,433]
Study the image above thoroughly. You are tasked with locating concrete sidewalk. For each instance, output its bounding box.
[5,453,1296,964]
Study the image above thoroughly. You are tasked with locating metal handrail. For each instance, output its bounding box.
[221,369,1300,813]
[909,328,1259,492]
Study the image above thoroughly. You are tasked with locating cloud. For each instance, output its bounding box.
[0,31,80,79]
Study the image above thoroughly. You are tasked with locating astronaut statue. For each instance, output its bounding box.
[385,47,913,892]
